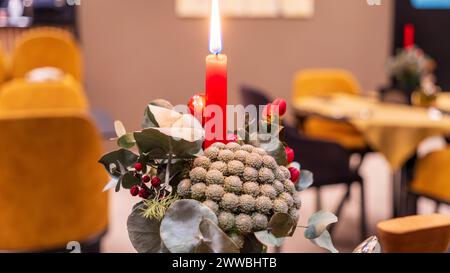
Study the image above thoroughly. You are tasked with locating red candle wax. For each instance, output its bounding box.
[404,24,415,49]
[204,54,227,148]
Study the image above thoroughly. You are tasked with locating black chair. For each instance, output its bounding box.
[240,86,367,240]
[284,125,367,240]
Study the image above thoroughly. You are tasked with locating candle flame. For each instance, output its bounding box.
[209,0,222,54]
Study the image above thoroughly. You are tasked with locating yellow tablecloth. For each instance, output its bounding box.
[293,94,450,169]
[437,93,450,113]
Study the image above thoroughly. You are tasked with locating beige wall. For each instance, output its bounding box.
[79,0,393,130]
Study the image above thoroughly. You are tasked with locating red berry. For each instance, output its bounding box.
[273,99,287,116]
[138,188,150,199]
[142,175,151,183]
[151,177,161,187]
[289,167,301,184]
[134,163,143,172]
[188,93,206,125]
[285,147,295,163]
[130,186,140,196]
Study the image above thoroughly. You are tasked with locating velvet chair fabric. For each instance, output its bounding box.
[0,109,108,251]
[0,44,7,84]
[9,27,82,81]
[0,75,88,112]
[411,147,450,204]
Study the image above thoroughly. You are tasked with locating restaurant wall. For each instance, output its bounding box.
[79,0,393,130]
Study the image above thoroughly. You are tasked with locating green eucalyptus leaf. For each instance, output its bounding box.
[196,219,240,253]
[304,211,338,239]
[158,160,191,189]
[137,154,149,174]
[103,177,119,192]
[160,200,218,253]
[114,120,127,137]
[121,172,140,189]
[134,128,202,159]
[99,149,139,177]
[142,105,160,129]
[254,230,284,247]
[194,241,212,253]
[296,170,314,192]
[117,133,136,149]
[289,162,301,170]
[310,230,338,253]
[127,203,169,253]
[142,104,182,129]
[268,213,295,238]
[250,134,287,166]
[241,234,264,253]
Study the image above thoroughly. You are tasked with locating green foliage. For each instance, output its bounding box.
[160,200,218,253]
[304,211,338,239]
[98,149,139,177]
[237,114,287,166]
[117,133,136,149]
[120,172,140,189]
[268,213,296,238]
[196,219,240,253]
[254,230,285,247]
[311,230,338,253]
[142,104,160,129]
[127,202,169,253]
[240,234,264,253]
[142,195,180,221]
[296,170,314,192]
[134,128,202,159]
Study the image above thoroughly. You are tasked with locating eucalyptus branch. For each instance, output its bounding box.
[165,152,172,187]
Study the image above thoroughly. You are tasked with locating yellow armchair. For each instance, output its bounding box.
[411,147,450,203]
[0,109,108,251]
[0,44,7,84]
[0,75,88,112]
[292,69,367,150]
[9,27,82,81]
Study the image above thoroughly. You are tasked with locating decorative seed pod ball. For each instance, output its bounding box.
[206,169,225,185]
[218,212,235,231]
[181,143,300,236]
[193,156,211,169]
[190,167,207,183]
[203,200,219,214]
[224,176,243,193]
[177,179,192,198]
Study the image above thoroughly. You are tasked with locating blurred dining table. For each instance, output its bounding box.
[293,92,450,217]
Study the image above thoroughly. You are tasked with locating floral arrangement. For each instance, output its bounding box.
[411,74,441,108]
[99,97,340,253]
[387,46,435,93]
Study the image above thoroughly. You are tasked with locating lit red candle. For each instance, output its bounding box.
[205,0,227,148]
[404,23,415,49]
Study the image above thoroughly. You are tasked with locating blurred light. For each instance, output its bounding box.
[23,0,33,8]
[428,108,443,121]
[209,0,222,54]
[411,0,450,9]
[8,0,24,19]
[54,0,65,8]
